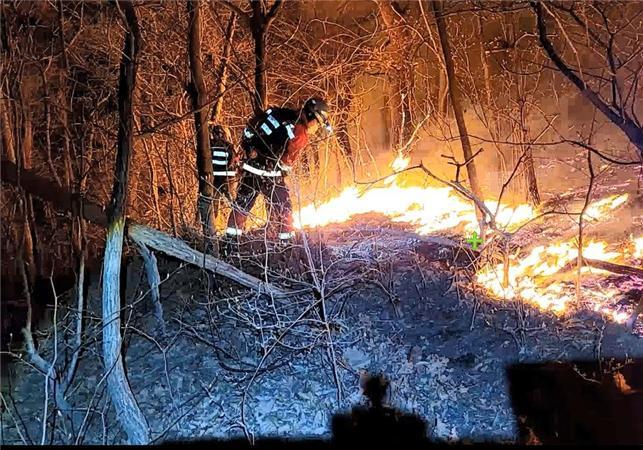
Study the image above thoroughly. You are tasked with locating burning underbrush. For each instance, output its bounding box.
[292,156,643,331]
[3,157,641,445]
[3,183,642,445]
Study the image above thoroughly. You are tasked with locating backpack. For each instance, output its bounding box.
[241,107,299,168]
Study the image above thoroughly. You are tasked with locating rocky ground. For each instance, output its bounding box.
[1,213,642,445]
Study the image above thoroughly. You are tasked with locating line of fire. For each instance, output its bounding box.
[1,0,642,446]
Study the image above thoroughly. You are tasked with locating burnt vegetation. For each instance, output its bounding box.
[1,0,642,445]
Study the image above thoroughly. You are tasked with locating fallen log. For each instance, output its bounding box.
[2,159,108,226]
[556,257,643,279]
[582,258,643,279]
[1,160,292,297]
[127,224,292,298]
[544,258,643,286]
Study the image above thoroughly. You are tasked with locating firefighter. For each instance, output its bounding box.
[222,98,332,255]
[209,124,237,220]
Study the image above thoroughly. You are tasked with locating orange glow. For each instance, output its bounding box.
[634,236,643,258]
[293,157,635,324]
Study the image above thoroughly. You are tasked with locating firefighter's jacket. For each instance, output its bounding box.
[210,132,236,178]
[241,107,308,174]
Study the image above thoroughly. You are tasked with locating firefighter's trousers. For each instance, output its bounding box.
[212,175,232,220]
[225,170,294,241]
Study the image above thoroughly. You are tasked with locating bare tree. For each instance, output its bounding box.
[101,1,149,444]
[187,0,215,236]
[211,13,237,125]
[532,1,643,159]
[221,0,283,113]
[430,0,485,223]
[377,1,416,155]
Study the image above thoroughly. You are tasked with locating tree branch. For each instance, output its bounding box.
[265,0,283,27]
[219,0,251,29]
[532,1,643,157]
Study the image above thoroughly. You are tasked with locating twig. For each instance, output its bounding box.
[0,393,30,444]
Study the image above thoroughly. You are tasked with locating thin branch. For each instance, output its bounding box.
[219,0,251,29]
[532,1,643,156]
[265,0,283,25]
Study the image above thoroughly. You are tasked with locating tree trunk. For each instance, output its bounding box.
[63,252,85,391]
[524,148,541,205]
[132,239,166,336]
[40,69,63,187]
[476,15,493,127]
[20,112,38,286]
[336,92,355,181]
[146,150,162,229]
[437,68,448,119]
[387,82,414,152]
[252,27,267,114]
[211,13,237,124]
[476,14,507,180]
[187,0,214,237]
[509,13,540,207]
[128,224,293,298]
[378,1,415,154]
[221,1,282,115]
[101,2,149,444]
[0,81,16,162]
[163,141,178,236]
[431,0,485,223]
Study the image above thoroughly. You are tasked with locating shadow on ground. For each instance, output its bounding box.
[160,360,643,448]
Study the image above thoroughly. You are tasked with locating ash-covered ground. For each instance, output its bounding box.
[2,213,642,445]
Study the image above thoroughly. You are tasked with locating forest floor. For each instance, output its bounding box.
[1,163,642,445]
[2,217,642,445]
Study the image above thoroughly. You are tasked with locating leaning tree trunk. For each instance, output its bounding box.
[1,160,294,298]
[211,13,237,124]
[532,2,643,159]
[187,0,214,237]
[431,0,485,224]
[101,2,149,444]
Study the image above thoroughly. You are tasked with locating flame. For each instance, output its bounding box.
[476,239,622,314]
[294,164,536,234]
[634,236,643,258]
[384,154,411,185]
[583,194,628,220]
[293,157,636,324]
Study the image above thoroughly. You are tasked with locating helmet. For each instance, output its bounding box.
[303,97,332,134]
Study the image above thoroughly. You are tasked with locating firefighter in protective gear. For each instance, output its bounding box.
[223,98,332,253]
[209,124,237,220]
